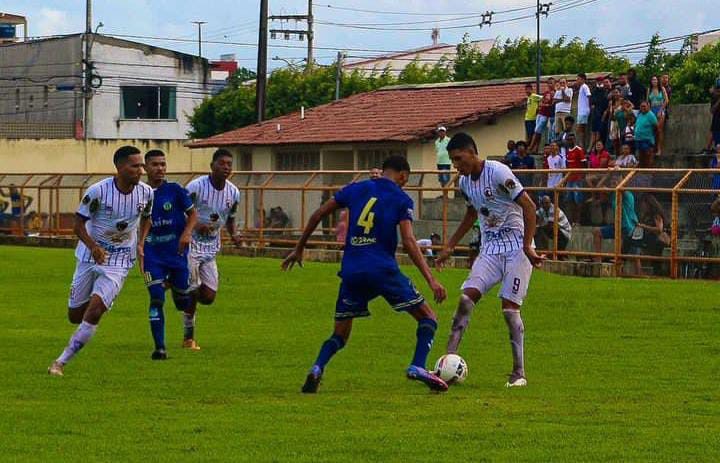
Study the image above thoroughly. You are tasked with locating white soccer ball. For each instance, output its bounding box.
[434,354,468,385]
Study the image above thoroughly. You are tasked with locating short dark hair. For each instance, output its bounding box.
[446,132,478,154]
[515,140,527,148]
[577,72,587,80]
[113,145,141,166]
[144,149,166,163]
[382,155,410,173]
[565,115,575,124]
[212,148,233,163]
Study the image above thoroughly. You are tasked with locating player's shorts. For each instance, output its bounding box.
[335,270,425,320]
[68,261,130,310]
[461,248,533,306]
[143,256,191,294]
[188,252,219,292]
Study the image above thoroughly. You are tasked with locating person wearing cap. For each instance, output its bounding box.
[435,126,451,186]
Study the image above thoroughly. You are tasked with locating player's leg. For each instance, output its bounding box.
[183,256,217,350]
[144,264,168,360]
[302,275,369,393]
[50,267,124,375]
[383,272,447,391]
[498,250,534,388]
[447,255,502,354]
[66,262,94,324]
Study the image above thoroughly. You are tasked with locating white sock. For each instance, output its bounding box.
[503,309,525,376]
[57,321,97,365]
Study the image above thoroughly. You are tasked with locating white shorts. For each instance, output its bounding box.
[68,262,130,310]
[189,253,219,292]
[461,248,533,306]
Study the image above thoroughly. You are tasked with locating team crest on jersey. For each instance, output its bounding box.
[116,221,128,231]
[504,179,517,190]
[210,213,220,222]
[163,201,173,211]
[484,186,494,198]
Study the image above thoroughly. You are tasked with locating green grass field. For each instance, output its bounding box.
[2,245,719,462]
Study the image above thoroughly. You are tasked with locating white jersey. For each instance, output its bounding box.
[458,160,525,256]
[75,177,153,268]
[546,154,566,188]
[186,175,241,257]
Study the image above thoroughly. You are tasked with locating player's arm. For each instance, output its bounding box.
[226,216,242,246]
[74,214,106,265]
[179,207,197,253]
[399,220,446,303]
[436,206,478,269]
[282,198,340,271]
[137,215,151,272]
[516,192,544,267]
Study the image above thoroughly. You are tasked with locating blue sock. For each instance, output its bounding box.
[411,318,437,368]
[149,301,165,350]
[314,334,345,371]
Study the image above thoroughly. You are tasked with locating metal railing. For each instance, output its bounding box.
[1,168,719,279]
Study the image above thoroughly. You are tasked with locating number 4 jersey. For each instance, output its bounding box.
[333,178,414,277]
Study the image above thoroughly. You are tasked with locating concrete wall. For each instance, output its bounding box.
[0,138,214,173]
[664,104,713,155]
[89,37,211,140]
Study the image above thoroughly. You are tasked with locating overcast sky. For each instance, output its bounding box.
[10,0,717,69]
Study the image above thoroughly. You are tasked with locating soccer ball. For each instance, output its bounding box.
[434,354,468,385]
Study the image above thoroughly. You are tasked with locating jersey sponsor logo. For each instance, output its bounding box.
[163,201,173,211]
[350,236,377,246]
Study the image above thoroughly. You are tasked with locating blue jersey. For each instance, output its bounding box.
[145,181,194,263]
[333,178,414,277]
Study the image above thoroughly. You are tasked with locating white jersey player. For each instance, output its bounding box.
[49,146,153,376]
[436,133,544,388]
[181,149,241,350]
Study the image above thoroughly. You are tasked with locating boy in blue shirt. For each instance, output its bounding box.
[139,150,197,360]
[282,156,449,393]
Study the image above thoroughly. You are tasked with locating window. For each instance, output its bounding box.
[120,86,176,119]
[357,148,406,170]
[275,151,320,171]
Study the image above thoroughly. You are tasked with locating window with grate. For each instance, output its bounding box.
[357,148,406,170]
[120,86,177,120]
[275,151,320,171]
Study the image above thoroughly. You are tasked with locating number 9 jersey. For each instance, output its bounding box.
[333,177,414,277]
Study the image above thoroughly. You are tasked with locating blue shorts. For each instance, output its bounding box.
[335,270,425,320]
[534,115,549,134]
[143,256,190,294]
[566,180,585,204]
[524,120,536,139]
[636,140,654,152]
[577,113,589,125]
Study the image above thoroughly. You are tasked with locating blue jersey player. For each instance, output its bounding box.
[282,156,449,393]
[139,150,197,360]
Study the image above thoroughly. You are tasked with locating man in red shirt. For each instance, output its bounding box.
[528,78,556,154]
[564,133,587,225]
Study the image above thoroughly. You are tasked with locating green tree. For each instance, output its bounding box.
[670,41,720,104]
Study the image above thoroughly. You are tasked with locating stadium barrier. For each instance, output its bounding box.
[1,168,719,279]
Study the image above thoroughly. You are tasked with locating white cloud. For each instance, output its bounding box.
[33,8,78,36]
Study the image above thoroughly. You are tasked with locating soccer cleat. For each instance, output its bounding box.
[47,361,64,377]
[505,372,528,388]
[406,365,449,392]
[151,349,168,360]
[301,365,323,394]
[182,339,201,351]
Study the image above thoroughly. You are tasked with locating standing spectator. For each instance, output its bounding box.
[546,141,566,191]
[435,126,451,186]
[548,79,559,142]
[611,143,639,168]
[635,193,669,275]
[536,195,572,252]
[635,101,659,168]
[647,76,669,156]
[592,190,639,263]
[709,143,720,190]
[627,68,646,112]
[590,77,611,149]
[559,116,575,159]
[541,143,552,169]
[565,133,587,224]
[661,74,672,122]
[524,83,542,143]
[709,80,720,150]
[617,73,632,101]
[623,112,637,155]
[576,73,592,149]
[553,78,573,137]
[529,78,556,153]
[369,167,382,179]
[417,233,441,257]
[612,96,631,156]
[0,184,33,230]
[504,139,517,166]
[607,90,624,155]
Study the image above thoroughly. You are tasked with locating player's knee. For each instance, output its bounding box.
[171,289,192,311]
[67,308,84,324]
[148,284,166,304]
[458,294,476,315]
[150,298,165,310]
[197,287,215,305]
[83,306,105,325]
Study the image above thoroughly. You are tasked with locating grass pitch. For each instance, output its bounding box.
[1,245,719,462]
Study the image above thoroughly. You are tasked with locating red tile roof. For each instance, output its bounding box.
[189,74,610,148]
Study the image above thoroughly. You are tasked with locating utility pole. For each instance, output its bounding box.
[335,51,345,101]
[83,0,92,140]
[256,0,268,123]
[269,0,314,69]
[535,2,551,93]
[191,21,206,58]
